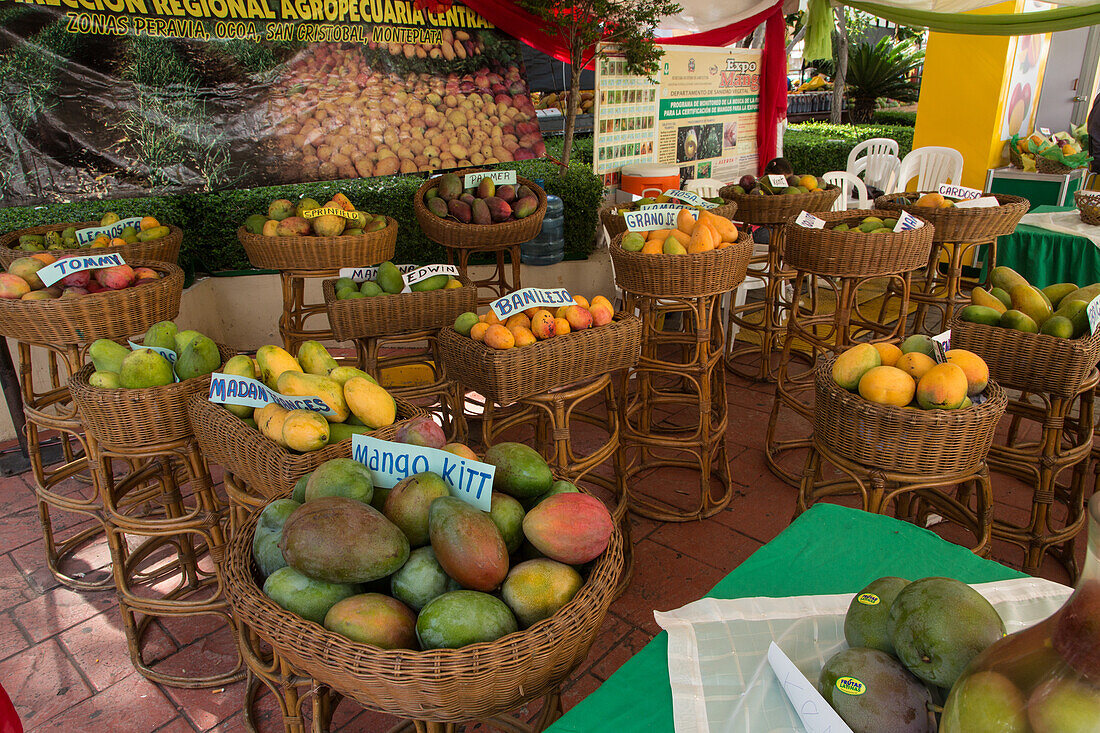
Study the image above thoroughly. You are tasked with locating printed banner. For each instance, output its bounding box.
[352,434,493,511]
[0,1,543,205]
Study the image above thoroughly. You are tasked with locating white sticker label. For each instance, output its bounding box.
[75,217,144,246]
[954,196,1000,209]
[766,174,789,189]
[490,287,574,320]
[404,264,461,287]
[795,210,826,229]
[207,373,337,417]
[931,330,951,362]
[639,203,693,211]
[1039,127,1051,136]
[660,189,718,209]
[38,252,127,287]
[127,341,181,382]
[624,208,697,231]
[301,206,359,220]
[464,170,518,189]
[1087,294,1100,336]
[937,184,983,200]
[338,263,420,282]
[352,434,494,511]
[893,211,924,232]
[767,643,854,733]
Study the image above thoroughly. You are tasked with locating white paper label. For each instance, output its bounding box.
[404,264,461,287]
[75,217,144,246]
[1087,294,1100,336]
[338,263,420,282]
[954,196,1000,209]
[127,341,181,382]
[38,252,127,287]
[352,434,494,511]
[490,287,574,319]
[624,208,697,231]
[1039,127,1051,136]
[893,211,924,232]
[931,330,951,362]
[796,210,826,229]
[767,643,854,733]
[207,373,337,417]
[464,170,518,189]
[766,174,789,189]
[937,183,983,201]
[660,189,718,209]
[638,203,692,212]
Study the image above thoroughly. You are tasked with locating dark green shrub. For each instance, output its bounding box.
[783,123,914,178]
[871,109,917,127]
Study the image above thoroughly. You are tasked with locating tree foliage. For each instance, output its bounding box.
[845,37,924,123]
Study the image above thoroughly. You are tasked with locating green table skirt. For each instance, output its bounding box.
[995,205,1100,288]
[546,504,1026,732]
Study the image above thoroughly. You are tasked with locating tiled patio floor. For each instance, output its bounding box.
[0,368,1087,732]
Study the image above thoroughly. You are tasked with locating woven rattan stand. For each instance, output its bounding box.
[765,210,934,486]
[798,358,1009,555]
[277,269,348,359]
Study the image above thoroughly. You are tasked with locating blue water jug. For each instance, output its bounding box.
[521,195,564,265]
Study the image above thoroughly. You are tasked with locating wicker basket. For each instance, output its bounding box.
[68,343,236,448]
[413,171,547,248]
[598,201,739,239]
[949,314,1100,398]
[237,218,398,271]
[187,394,425,500]
[609,230,753,298]
[873,192,1029,243]
[1075,190,1100,226]
[438,314,642,403]
[323,276,478,341]
[814,355,1007,475]
[223,487,624,723]
[718,185,841,225]
[0,260,183,345]
[0,222,183,268]
[783,209,933,278]
[1037,156,1075,176]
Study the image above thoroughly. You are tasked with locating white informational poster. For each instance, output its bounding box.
[594,49,661,184]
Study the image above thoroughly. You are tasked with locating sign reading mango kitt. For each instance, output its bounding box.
[0,0,544,205]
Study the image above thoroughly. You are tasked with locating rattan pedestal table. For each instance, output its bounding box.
[277,269,350,360]
[765,210,933,486]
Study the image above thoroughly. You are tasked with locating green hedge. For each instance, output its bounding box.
[871,110,917,127]
[0,159,604,281]
[783,123,915,178]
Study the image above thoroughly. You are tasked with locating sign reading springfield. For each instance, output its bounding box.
[0,0,544,205]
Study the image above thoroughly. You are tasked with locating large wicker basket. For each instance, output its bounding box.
[237,218,398,271]
[68,343,236,449]
[783,209,934,278]
[814,355,1007,475]
[187,394,425,500]
[949,315,1100,398]
[0,260,183,345]
[0,222,183,268]
[598,200,739,239]
[609,230,753,298]
[223,487,624,723]
[323,277,478,341]
[873,192,1029,243]
[1075,190,1100,226]
[1037,157,1076,175]
[413,170,547,248]
[718,185,841,225]
[438,313,642,403]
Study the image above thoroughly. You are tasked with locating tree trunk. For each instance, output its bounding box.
[830,7,848,125]
[561,48,583,167]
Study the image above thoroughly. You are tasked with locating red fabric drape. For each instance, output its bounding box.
[461,0,787,173]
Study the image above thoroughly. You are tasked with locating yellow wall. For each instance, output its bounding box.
[912,1,1021,189]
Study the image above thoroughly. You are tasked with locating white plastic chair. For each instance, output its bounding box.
[821,171,869,211]
[847,138,900,192]
[892,146,964,193]
[684,177,726,198]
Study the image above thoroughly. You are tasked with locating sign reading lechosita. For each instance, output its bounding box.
[76,217,144,245]
[207,373,337,417]
[490,287,574,320]
[38,253,127,287]
[352,434,494,511]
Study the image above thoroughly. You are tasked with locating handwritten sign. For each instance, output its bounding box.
[893,211,924,233]
[796,211,826,229]
[767,643,854,733]
[464,170,517,189]
[660,189,719,209]
[338,263,420,282]
[766,174,789,189]
[301,206,359,220]
[38,253,126,287]
[638,203,693,212]
[931,330,951,363]
[624,208,697,232]
[75,217,143,246]
[404,264,460,288]
[490,287,574,320]
[1087,294,1100,336]
[1039,127,1052,136]
[352,434,494,511]
[937,183,983,201]
[955,196,1000,209]
[207,373,337,417]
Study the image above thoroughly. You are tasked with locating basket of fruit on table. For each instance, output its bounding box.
[783,209,934,278]
[0,213,181,268]
[438,296,642,403]
[414,170,547,248]
[0,256,182,345]
[952,266,1100,397]
[223,445,624,722]
[874,191,1029,243]
[818,339,1007,475]
[719,173,841,225]
[609,208,753,298]
[324,261,477,340]
[598,192,737,239]
[238,193,397,271]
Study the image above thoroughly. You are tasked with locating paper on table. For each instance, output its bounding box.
[767,643,852,733]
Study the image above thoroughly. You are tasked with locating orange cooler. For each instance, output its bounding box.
[620,164,680,198]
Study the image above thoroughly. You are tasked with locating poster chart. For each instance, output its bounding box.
[998,0,1052,140]
[594,44,760,187]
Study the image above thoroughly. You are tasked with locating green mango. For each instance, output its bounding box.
[958,305,1003,326]
[143,321,178,352]
[176,334,221,381]
[360,281,383,297]
[1054,299,1091,337]
[119,349,174,389]
[1041,282,1078,310]
[410,274,450,292]
[376,261,405,294]
[252,498,301,578]
[89,339,131,374]
[244,214,267,235]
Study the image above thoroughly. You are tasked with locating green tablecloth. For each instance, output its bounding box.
[547,504,1026,732]
[996,205,1100,288]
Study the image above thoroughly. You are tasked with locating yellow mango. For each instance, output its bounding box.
[328,366,378,387]
[282,409,330,452]
[256,345,302,390]
[256,403,290,447]
[222,354,258,418]
[297,340,338,376]
[276,371,349,423]
[344,376,396,428]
